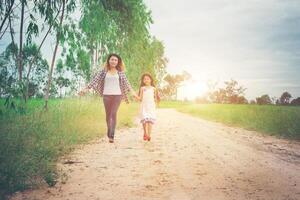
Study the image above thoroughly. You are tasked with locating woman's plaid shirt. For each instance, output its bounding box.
[87,69,133,104]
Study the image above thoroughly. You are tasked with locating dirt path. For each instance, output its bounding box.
[11,109,300,200]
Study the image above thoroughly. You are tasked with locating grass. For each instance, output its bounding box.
[1,99,299,197]
[0,97,138,197]
[159,101,300,139]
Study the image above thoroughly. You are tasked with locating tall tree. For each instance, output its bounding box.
[62,0,166,92]
[24,0,62,102]
[279,91,292,105]
[0,0,15,40]
[291,97,300,106]
[1,0,167,104]
[209,79,247,104]
[44,0,67,109]
[161,71,191,100]
[17,0,26,82]
[256,94,272,105]
[0,42,48,97]
[1,0,64,108]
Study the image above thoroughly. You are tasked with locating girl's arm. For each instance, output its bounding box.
[122,73,139,100]
[129,87,140,101]
[130,88,140,100]
[138,87,144,102]
[154,88,160,107]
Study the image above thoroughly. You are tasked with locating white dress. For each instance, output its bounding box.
[139,86,156,124]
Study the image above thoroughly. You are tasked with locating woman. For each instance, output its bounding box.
[79,53,139,143]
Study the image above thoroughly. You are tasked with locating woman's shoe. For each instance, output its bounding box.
[109,138,114,143]
[147,136,151,141]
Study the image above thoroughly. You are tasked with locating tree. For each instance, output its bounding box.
[0,42,48,98]
[22,44,48,98]
[1,0,65,109]
[224,79,247,104]
[123,37,168,88]
[271,96,277,104]
[236,96,248,104]
[1,0,167,105]
[44,0,66,109]
[76,0,166,90]
[0,0,15,40]
[17,0,25,82]
[24,0,62,102]
[279,91,292,105]
[256,94,272,105]
[161,71,191,100]
[290,97,300,106]
[209,79,247,104]
[55,76,71,98]
[44,0,76,109]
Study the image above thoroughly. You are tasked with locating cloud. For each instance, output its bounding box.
[145,0,300,98]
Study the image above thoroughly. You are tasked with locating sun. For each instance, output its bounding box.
[177,80,208,100]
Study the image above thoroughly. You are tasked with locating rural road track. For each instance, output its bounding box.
[11,109,300,200]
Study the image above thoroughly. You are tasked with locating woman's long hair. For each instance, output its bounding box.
[104,53,125,71]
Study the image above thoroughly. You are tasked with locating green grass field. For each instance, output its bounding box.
[159,101,300,139]
[1,99,300,197]
[0,97,138,196]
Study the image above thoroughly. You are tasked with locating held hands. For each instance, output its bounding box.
[132,92,140,101]
[78,88,88,96]
[134,94,141,101]
[130,89,140,101]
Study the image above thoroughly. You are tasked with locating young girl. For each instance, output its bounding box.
[138,73,160,141]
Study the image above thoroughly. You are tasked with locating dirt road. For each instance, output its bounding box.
[11,109,300,200]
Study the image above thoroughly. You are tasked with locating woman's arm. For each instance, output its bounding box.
[121,72,140,100]
[87,69,105,89]
[78,69,105,96]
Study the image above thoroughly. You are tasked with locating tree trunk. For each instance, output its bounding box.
[0,20,9,40]
[16,0,25,110]
[25,25,51,103]
[90,48,94,75]
[8,12,17,62]
[44,0,66,110]
[18,0,25,82]
[95,42,98,67]
[25,9,61,103]
[98,42,104,66]
[0,0,15,39]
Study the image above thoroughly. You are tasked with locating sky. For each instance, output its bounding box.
[1,1,299,101]
[144,0,300,100]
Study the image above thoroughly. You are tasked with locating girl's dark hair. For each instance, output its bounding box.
[104,53,125,71]
[139,73,155,96]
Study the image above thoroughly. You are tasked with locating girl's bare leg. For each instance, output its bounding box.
[145,122,149,135]
[145,122,152,141]
[148,122,152,137]
[143,123,147,137]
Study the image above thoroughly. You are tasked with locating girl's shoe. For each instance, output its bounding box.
[143,134,147,141]
[143,134,151,141]
[109,138,114,143]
